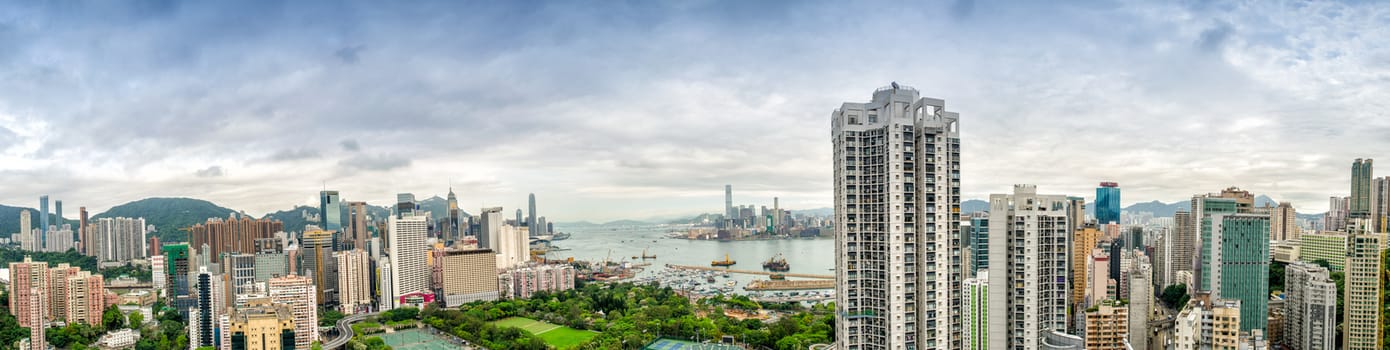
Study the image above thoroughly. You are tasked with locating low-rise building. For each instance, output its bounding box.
[97,329,140,350]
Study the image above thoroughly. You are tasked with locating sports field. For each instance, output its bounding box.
[379,329,465,350]
[492,317,597,349]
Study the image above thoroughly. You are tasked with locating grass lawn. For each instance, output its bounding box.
[492,317,597,349]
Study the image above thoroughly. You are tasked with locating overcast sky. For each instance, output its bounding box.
[1,1,1387,222]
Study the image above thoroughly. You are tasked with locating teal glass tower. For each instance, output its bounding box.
[1095,182,1120,224]
[320,190,342,232]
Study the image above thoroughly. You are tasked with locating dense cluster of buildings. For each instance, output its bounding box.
[7,188,577,350]
[831,85,1388,350]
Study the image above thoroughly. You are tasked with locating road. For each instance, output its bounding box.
[324,312,379,350]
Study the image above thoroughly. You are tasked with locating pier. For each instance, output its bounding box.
[745,280,835,291]
[666,264,834,279]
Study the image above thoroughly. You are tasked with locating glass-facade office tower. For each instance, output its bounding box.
[39,195,49,247]
[1349,158,1373,219]
[1095,182,1120,225]
[967,213,988,275]
[320,190,342,233]
[527,193,537,236]
[833,84,961,349]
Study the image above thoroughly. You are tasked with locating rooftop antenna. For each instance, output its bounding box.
[891,81,899,89]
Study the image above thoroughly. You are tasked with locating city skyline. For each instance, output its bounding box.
[2,1,1389,221]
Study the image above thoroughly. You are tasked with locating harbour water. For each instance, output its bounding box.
[550,224,835,295]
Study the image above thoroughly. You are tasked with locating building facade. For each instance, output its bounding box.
[440,248,500,306]
[832,84,962,349]
[1283,262,1336,350]
[87,217,148,262]
[986,185,1069,350]
[388,213,431,307]
[962,272,987,350]
[228,297,297,350]
[1202,213,1270,332]
[499,264,575,299]
[267,275,317,349]
[1095,182,1121,225]
[336,249,371,314]
[1084,300,1128,350]
[1342,219,1381,350]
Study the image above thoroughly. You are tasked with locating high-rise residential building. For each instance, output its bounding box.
[44,225,75,253]
[165,244,194,314]
[1084,299,1129,350]
[1173,294,1241,349]
[1283,262,1336,350]
[1349,159,1373,219]
[320,190,342,233]
[191,267,218,349]
[986,185,1069,350]
[387,212,431,306]
[1324,196,1349,231]
[831,84,962,349]
[1172,210,1195,287]
[346,201,369,251]
[1096,182,1121,225]
[64,271,105,325]
[440,248,500,307]
[498,264,575,299]
[1271,202,1297,241]
[1299,231,1347,271]
[966,212,988,276]
[39,195,49,247]
[526,193,537,236]
[1086,250,1111,307]
[377,257,394,310]
[1373,176,1390,233]
[88,217,148,262]
[267,274,317,350]
[20,287,46,350]
[228,297,297,350]
[253,252,289,284]
[151,255,166,296]
[47,263,79,322]
[1342,219,1381,350]
[9,256,48,327]
[299,230,336,306]
[494,224,529,269]
[1072,224,1101,307]
[1198,211,1269,332]
[335,249,371,314]
[478,207,503,250]
[18,210,32,251]
[222,254,257,309]
[187,216,284,259]
[962,272,988,350]
[78,207,89,255]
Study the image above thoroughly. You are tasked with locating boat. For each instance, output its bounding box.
[551,232,572,241]
[706,276,716,283]
[762,253,790,272]
[641,248,657,259]
[711,253,737,267]
[770,273,786,280]
[725,281,736,287]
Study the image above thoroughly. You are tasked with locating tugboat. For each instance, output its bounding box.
[762,253,790,271]
[769,273,786,280]
[711,253,737,267]
[641,248,657,259]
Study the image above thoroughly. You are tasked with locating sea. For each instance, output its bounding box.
[548,224,835,294]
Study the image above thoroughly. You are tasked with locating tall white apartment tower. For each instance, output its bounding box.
[388,212,431,301]
[986,185,1070,350]
[833,83,962,349]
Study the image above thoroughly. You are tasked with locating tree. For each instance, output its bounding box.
[103,305,127,331]
[320,309,345,327]
[129,311,145,328]
[1269,261,1286,293]
[1160,284,1189,310]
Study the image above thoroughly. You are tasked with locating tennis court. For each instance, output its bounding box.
[379,329,466,350]
[643,338,745,350]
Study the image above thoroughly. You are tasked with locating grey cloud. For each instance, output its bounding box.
[339,154,410,172]
[1197,20,1234,52]
[340,139,360,152]
[335,45,365,64]
[265,148,321,162]
[950,0,975,20]
[0,126,15,150]
[195,166,225,178]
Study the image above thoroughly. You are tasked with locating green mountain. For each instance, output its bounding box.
[418,196,471,220]
[0,204,81,239]
[92,198,238,243]
[261,206,320,233]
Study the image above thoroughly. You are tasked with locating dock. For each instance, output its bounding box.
[745,280,835,291]
[666,264,834,279]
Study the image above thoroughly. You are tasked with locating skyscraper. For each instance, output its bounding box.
[268,274,317,350]
[39,195,48,248]
[18,210,31,251]
[1172,209,1195,287]
[53,200,62,224]
[347,201,368,251]
[1342,219,1381,350]
[1373,176,1390,233]
[187,216,284,259]
[1349,158,1373,219]
[724,185,733,226]
[1096,182,1121,225]
[1271,202,1297,241]
[20,287,46,350]
[439,248,500,306]
[832,84,961,349]
[966,212,989,276]
[89,217,148,263]
[9,256,48,327]
[387,212,430,305]
[1283,262,1336,350]
[300,230,336,306]
[395,193,417,216]
[445,188,462,243]
[1071,224,1101,307]
[1325,196,1350,231]
[320,190,342,233]
[193,267,217,349]
[962,272,988,350]
[478,207,503,250]
[335,249,371,314]
[1199,211,1270,332]
[527,193,537,236]
[514,209,523,227]
[987,185,1070,349]
[78,207,88,255]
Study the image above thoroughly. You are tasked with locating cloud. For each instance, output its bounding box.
[195,166,225,178]
[340,139,360,152]
[339,154,410,172]
[950,0,975,20]
[334,45,364,64]
[264,148,321,162]
[1196,20,1234,53]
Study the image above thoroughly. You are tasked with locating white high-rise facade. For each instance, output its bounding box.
[1284,262,1335,350]
[89,217,147,262]
[986,185,1070,350]
[335,249,371,314]
[387,212,430,302]
[833,84,961,349]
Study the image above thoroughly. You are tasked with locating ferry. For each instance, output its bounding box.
[762,253,790,271]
